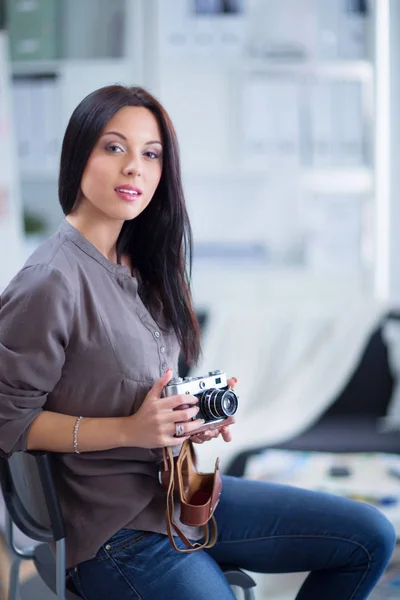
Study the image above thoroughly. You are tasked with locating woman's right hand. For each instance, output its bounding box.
[122,369,204,448]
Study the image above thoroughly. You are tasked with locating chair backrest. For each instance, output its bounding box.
[324,314,400,418]
[0,451,65,542]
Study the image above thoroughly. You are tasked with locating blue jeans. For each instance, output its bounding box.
[69,475,396,599]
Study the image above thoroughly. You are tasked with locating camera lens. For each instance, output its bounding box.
[223,395,235,413]
[199,388,238,421]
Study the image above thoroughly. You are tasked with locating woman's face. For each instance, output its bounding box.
[78,106,163,223]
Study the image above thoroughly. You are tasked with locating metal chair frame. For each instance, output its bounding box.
[0,451,256,600]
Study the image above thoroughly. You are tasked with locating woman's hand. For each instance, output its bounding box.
[191,376,237,445]
[121,369,205,448]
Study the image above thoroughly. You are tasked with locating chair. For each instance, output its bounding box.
[0,451,256,600]
[226,312,400,478]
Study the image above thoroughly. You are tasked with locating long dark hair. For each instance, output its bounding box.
[58,85,201,366]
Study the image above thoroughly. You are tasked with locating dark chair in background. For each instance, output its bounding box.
[226,312,400,478]
[0,451,256,600]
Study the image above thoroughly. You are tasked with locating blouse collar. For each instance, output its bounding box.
[59,219,134,278]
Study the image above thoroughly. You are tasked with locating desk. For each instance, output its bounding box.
[244,450,400,535]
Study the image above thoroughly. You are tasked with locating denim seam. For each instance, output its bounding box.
[104,554,143,600]
[105,532,153,555]
[214,533,371,600]
[71,568,90,600]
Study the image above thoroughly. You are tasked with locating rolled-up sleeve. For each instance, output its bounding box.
[0,264,73,455]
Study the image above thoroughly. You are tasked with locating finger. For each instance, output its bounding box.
[221,424,232,433]
[192,428,219,444]
[201,429,219,439]
[193,431,213,440]
[191,430,216,443]
[171,405,200,423]
[174,418,205,437]
[163,394,199,410]
[151,368,174,398]
[221,426,232,443]
[227,377,238,390]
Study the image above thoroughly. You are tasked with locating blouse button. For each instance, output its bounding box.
[154,331,160,339]
[160,346,165,353]
[161,362,167,370]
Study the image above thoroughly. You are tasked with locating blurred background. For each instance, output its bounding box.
[1,1,400,598]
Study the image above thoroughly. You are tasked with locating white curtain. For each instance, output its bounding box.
[191,266,386,471]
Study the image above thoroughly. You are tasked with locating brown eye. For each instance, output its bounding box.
[107,145,123,153]
[145,151,159,159]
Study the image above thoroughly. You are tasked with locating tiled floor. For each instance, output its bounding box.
[253,572,307,599]
[253,545,400,599]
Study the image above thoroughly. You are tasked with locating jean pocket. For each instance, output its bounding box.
[104,528,153,556]
[68,567,88,600]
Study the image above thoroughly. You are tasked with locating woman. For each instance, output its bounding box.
[0,85,396,600]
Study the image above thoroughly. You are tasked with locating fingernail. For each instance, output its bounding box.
[165,368,172,375]
[232,377,238,383]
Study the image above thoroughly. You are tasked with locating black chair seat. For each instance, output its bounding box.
[227,416,400,477]
[34,543,256,599]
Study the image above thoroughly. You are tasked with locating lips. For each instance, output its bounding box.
[115,185,142,195]
[114,185,142,203]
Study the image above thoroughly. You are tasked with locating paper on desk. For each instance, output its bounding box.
[245,450,400,498]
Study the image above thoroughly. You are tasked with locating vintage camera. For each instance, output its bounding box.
[163,370,238,425]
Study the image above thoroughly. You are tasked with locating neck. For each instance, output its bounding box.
[66,209,123,264]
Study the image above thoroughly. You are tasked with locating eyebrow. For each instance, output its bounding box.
[102,131,163,146]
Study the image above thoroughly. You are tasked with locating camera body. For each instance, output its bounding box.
[163,370,238,425]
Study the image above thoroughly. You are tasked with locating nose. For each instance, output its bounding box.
[122,154,141,177]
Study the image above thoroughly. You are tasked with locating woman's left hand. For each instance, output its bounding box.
[191,376,237,445]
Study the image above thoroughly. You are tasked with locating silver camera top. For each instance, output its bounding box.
[164,370,227,397]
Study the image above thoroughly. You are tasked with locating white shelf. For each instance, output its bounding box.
[300,168,374,194]
[11,57,130,77]
[241,59,373,82]
[183,167,373,193]
[11,58,373,80]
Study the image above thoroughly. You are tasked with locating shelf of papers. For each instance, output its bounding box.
[300,168,373,194]
[185,165,371,182]
[11,57,131,77]
[240,59,373,82]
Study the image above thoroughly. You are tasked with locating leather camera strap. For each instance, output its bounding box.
[164,444,218,553]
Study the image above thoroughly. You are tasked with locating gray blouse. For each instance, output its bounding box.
[0,219,201,568]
